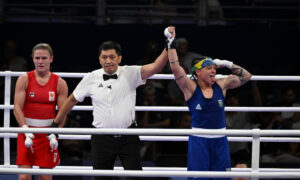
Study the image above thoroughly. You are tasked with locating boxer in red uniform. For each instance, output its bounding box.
[13,43,68,180]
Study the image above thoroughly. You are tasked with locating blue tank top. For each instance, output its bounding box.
[186,83,225,129]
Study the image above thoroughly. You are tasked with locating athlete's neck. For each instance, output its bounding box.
[35,70,50,79]
[34,70,51,86]
[197,79,212,90]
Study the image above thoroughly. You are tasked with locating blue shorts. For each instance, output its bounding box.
[187,135,231,180]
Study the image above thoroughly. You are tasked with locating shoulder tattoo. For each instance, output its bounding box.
[232,68,247,83]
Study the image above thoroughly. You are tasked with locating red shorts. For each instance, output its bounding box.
[17,133,60,168]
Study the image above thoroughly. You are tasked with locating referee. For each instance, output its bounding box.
[54,27,174,180]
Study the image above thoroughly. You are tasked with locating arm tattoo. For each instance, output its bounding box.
[229,76,238,84]
[175,75,185,81]
[231,67,247,83]
[169,60,179,64]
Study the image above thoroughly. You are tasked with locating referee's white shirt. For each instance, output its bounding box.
[73,65,145,128]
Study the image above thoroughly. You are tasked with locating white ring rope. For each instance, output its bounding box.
[1,167,300,178]
[2,133,300,142]
[1,127,300,136]
[1,105,300,112]
[3,165,300,173]
[2,165,300,173]
[1,71,300,81]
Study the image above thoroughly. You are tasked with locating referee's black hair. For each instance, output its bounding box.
[99,41,122,56]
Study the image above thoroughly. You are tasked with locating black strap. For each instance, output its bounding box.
[50,121,59,128]
[165,38,178,50]
[128,120,138,128]
[50,121,59,138]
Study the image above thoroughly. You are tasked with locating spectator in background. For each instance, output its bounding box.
[207,0,225,25]
[3,40,27,72]
[137,40,167,103]
[137,40,161,66]
[176,37,203,74]
[138,85,170,161]
[57,112,89,180]
[258,112,281,162]
[225,81,262,166]
[232,162,249,180]
[138,85,170,128]
[259,112,294,164]
[261,142,300,164]
[0,40,28,103]
[157,112,191,168]
[259,87,300,165]
[59,112,88,162]
[278,87,300,129]
[174,112,191,129]
[274,142,300,163]
[169,111,191,156]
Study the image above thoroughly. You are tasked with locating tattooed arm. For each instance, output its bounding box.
[218,64,252,91]
[164,26,196,101]
[167,49,196,101]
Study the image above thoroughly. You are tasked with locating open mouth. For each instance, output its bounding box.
[210,75,216,82]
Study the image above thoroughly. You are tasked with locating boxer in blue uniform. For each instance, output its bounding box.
[164,27,252,180]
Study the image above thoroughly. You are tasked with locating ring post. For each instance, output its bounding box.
[251,129,260,180]
[4,71,11,165]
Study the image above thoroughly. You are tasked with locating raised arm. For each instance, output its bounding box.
[141,28,173,80]
[214,59,252,91]
[13,74,28,127]
[165,27,196,101]
[141,49,168,80]
[56,78,68,127]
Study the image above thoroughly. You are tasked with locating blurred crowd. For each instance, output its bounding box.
[0,37,300,180]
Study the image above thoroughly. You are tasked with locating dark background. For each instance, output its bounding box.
[0,23,299,75]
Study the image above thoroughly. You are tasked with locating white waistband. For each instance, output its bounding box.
[191,127,226,138]
[25,118,54,127]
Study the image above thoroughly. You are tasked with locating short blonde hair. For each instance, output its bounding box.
[32,43,53,57]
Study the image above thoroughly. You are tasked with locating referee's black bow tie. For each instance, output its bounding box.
[103,74,118,81]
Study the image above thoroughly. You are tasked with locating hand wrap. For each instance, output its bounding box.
[213,59,233,69]
[47,134,58,151]
[48,121,59,151]
[164,27,177,50]
[22,125,34,152]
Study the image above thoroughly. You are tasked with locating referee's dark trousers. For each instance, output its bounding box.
[91,133,143,180]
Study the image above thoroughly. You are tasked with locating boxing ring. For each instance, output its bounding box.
[1,70,300,179]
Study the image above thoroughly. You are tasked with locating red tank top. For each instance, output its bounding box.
[23,71,59,120]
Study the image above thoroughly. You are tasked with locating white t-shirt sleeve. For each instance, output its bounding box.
[73,72,92,102]
[127,65,146,88]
